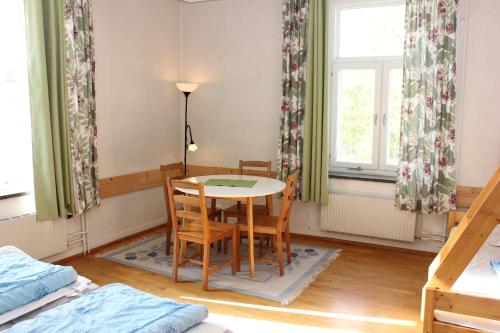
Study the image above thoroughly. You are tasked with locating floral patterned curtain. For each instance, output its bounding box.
[395,0,458,214]
[64,0,99,214]
[278,0,309,197]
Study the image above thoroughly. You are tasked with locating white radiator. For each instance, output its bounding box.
[320,194,416,242]
[0,215,67,259]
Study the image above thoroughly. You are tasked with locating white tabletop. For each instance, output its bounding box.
[178,174,286,198]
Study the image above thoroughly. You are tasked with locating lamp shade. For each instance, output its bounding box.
[176,82,199,93]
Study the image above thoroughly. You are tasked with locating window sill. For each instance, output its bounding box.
[0,193,36,221]
[329,171,396,183]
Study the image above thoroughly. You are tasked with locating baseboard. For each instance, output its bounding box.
[48,217,167,263]
[291,225,443,253]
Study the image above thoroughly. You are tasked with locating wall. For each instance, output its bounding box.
[181,0,499,252]
[456,0,500,187]
[5,0,499,259]
[72,0,182,252]
[182,0,282,166]
[2,0,183,261]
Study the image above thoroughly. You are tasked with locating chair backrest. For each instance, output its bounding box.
[166,178,210,238]
[160,162,185,216]
[239,160,272,177]
[276,172,299,230]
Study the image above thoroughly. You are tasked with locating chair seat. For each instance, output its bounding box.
[223,203,268,217]
[178,220,235,242]
[236,215,282,235]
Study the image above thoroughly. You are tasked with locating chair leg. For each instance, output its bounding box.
[285,223,292,265]
[231,229,238,275]
[172,236,179,283]
[276,232,284,276]
[271,235,276,253]
[216,214,222,254]
[202,241,210,290]
[259,235,265,256]
[223,215,229,254]
[165,218,172,256]
[180,240,187,265]
[235,229,241,272]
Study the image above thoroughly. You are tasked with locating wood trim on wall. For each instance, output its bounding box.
[456,186,483,208]
[100,169,162,198]
[99,164,475,201]
[99,164,278,199]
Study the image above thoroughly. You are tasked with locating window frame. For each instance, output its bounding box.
[329,0,405,178]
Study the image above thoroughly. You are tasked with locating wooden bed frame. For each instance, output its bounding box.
[422,166,500,333]
[446,186,483,236]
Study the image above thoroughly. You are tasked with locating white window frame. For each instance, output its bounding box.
[329,0,404,178]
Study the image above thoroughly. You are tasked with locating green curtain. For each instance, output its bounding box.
[395,0,458,214]
[277,0,309,197]
[24,0,75,221]
[301,0,329,204]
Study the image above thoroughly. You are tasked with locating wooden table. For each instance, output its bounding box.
[178,174,286,278]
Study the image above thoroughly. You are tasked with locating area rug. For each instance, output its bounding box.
[100,234,340,305]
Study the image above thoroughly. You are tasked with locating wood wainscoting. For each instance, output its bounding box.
[99,164,478,205]
[99,164,277,199]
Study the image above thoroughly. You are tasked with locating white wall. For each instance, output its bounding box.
[182,0,282,166]
[456,0,500,187]
[76,0,182,250]
[3,0,183,261]
[181,0,499,252]
[5,0,499,259]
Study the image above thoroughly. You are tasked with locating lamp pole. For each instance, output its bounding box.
[183,91,190,178]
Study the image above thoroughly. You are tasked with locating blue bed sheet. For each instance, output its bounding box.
[0,247,77,314]
[5,283,208,333]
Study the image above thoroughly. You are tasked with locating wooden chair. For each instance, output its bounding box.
[222,160,274,253]
[236,172,298,276]
[166,179,238,290]
[160,162,222,255]
[223,161,273,221]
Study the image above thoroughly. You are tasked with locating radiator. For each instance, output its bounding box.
[320,194,416,242]
[0,215,67,259]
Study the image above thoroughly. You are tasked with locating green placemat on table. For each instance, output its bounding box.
[204,179,257,188]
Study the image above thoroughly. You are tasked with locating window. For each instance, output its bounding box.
[330,1,405,177]
[0,0,33,199]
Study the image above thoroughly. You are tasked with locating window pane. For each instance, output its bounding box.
[338,5,405,57]
[336,69,376,164]
[386,68,403,166]
[0,0,33,196]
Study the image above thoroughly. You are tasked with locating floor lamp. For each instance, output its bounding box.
[176,83,199,177]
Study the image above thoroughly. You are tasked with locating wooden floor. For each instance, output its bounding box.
[63,227,434,333]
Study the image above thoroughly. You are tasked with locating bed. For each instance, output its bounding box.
[422,167,500,333]
[433,225,500,332]
[0,246,228,333]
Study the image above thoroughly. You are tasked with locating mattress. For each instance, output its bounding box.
[0,275,92,326]
[0,246,77,314]
[4,283,209,333]
[434,225,500,332]
[0,284,225,333]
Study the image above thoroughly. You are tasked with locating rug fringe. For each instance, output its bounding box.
[280,249,342,306]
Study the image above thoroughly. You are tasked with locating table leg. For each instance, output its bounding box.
[246,196,255,278]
